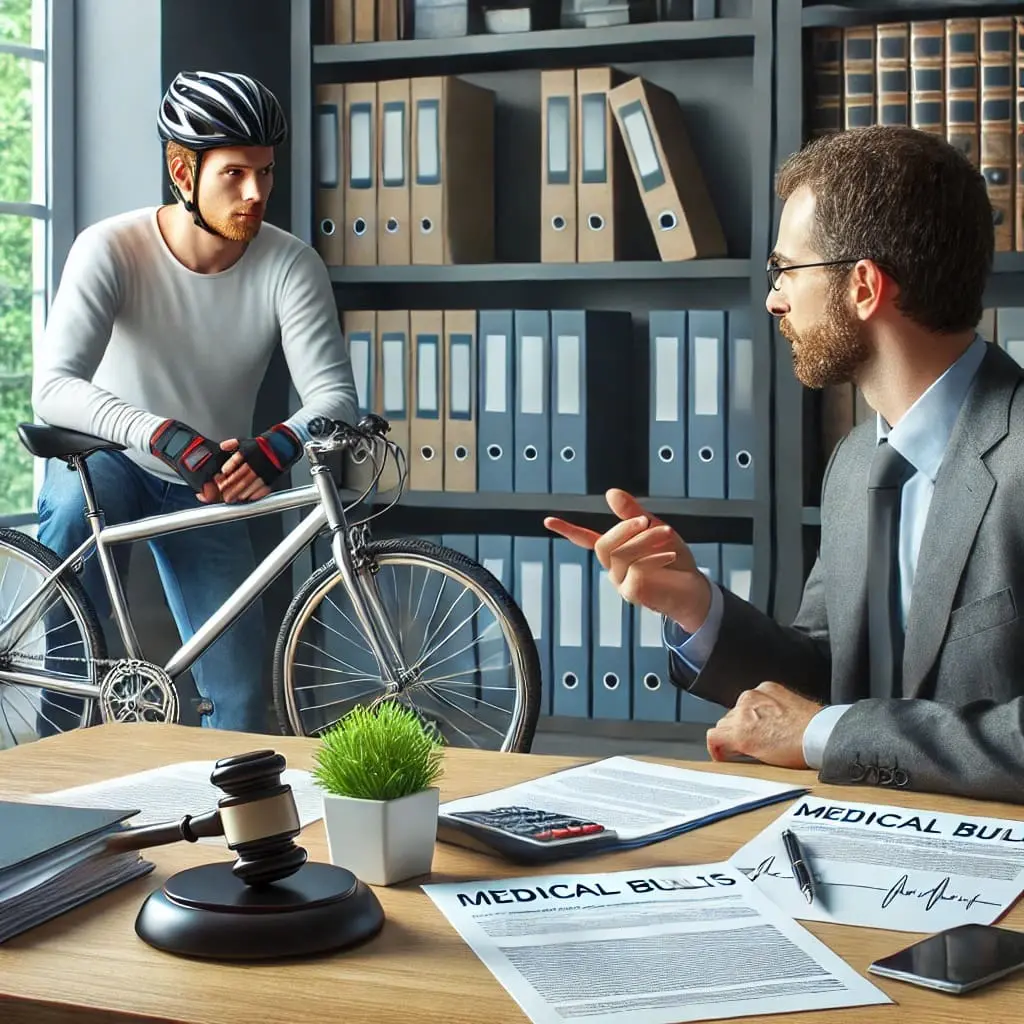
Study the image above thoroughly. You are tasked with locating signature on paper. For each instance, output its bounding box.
[744,858,1001,914]
[881,874,990,912]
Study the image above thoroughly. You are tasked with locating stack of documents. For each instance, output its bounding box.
[439,756,806,851]
[0,801,154,944]
[730,795,1024,934]
[423,862,890,1023]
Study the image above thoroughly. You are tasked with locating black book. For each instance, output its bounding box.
[0,801,154,944]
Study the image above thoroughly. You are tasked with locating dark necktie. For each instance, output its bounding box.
[866,439,915,700]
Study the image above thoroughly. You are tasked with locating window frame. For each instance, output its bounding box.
[0,0,74,528]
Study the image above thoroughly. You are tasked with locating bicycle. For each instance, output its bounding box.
[0,415,542,752]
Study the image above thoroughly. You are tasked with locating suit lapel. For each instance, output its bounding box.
[901,346,1015,696]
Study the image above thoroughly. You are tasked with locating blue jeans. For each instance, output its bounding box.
[36,451,267,733]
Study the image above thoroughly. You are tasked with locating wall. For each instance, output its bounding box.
[71,0,296,728]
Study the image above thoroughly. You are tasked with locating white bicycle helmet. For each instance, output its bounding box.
[158,71,287,235]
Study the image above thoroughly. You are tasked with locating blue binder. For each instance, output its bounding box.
[513,536,552,716]
[721,543,753,602]
[687,310,727,498]
[551,539,591,717]
[590,562,631,720]
[647,310,687,496]
[726,307,756,500]
[441,534,480,710]
[477,310,515,492]
[549,309,636,495]
[477,534,515,713]
[678,542,723,724]
[513,310,551,493]
[631,605,678,722]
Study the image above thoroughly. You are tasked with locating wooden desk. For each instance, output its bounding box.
[1,724,1022,1024]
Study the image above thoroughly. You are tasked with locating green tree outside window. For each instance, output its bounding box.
[0,0,39,516]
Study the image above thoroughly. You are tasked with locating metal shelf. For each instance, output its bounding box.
[328,259,751,286]
[346,491,757,544]
[314,19,758,78]
[803,1,1019,29]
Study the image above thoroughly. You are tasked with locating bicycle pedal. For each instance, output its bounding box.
[193,699,214,717]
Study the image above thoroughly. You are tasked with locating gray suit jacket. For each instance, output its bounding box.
[671,343,1024,803]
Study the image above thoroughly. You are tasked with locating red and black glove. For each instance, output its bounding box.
[150,419,229,490]
[237,423,303,486]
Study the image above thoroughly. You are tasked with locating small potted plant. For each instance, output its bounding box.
[311,700,445,886]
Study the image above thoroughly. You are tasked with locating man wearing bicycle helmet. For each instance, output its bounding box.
[31,70,357,734]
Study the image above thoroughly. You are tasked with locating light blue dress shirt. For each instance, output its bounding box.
[663,334,988,767]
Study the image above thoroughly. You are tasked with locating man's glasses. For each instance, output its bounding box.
[766,257,876,291]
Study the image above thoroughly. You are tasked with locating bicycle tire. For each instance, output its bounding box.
[0,528,107,737]
[273,537,542,752]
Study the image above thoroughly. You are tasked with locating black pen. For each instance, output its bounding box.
[781,828,816,904]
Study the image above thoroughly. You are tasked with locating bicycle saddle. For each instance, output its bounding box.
[17,422,127,462]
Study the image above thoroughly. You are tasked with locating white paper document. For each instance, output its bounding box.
[31,761,325,843]
[439,756,805,847]
[730,795,1024,933]
[423,862,890,1024]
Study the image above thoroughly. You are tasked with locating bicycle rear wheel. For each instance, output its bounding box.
[273,538,542,752]
[0,528,106,747]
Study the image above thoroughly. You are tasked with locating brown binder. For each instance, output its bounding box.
[410,76,495,265]
[354,0,376,41]
[328,0,354,43]
[340,310,377,493]
[313,84,345,265]
[378,0,399,40]
[842,25,876,128]
[576,66,640,263]
[540,69,577,263]
[875,22,909,127]
[808,28,843,137]
[980,16,1014,252]
[1016,17,1024,252]
[374,309,410,493]
[442,310,477,492]
[910,21,945,137]
[344,81,378,265]
[377,78,411,265]
[945,18,980,166]
[409,310,445,491]
[607,76,727,261]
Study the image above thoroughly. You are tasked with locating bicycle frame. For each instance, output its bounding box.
[0,440,409,703]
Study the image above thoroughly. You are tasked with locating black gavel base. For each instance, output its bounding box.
[135,860,385,960]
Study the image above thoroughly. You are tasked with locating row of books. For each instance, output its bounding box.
[340,306,756,500]
[808,15,1024,252]
[312,68,725,267]
[322,1,715,45]
[819,307,1024,461]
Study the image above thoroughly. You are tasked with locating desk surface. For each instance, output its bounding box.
[1,724,1023,1024]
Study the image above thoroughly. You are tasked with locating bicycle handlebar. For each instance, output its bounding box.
[305,414,391,451]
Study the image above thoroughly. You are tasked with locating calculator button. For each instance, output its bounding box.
[533,830,553,840]
[581,824,604,834]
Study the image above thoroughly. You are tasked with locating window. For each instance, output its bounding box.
[0,0,72,523]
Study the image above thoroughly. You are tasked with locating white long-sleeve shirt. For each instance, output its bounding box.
[32,206,357,484]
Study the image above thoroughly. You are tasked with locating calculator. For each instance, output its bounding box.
[436,806,621,864]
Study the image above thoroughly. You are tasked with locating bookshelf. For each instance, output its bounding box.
[773,0,1024,622]
[288,0,778,737]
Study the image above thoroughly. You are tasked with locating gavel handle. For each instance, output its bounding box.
[105,808,224,853]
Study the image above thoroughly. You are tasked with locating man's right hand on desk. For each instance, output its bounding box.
[543,488,712,633]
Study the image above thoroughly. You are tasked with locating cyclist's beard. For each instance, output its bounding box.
[779,276,871,389]
[201,202,264,242]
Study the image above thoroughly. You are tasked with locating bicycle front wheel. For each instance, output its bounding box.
[0,528,106,747]
[273,538,542,752]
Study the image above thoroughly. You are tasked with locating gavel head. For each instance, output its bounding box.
[208,749,308,887]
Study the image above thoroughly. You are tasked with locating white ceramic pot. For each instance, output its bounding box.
[321,786,440,886]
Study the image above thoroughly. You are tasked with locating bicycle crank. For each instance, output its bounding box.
[100,659,180,725]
